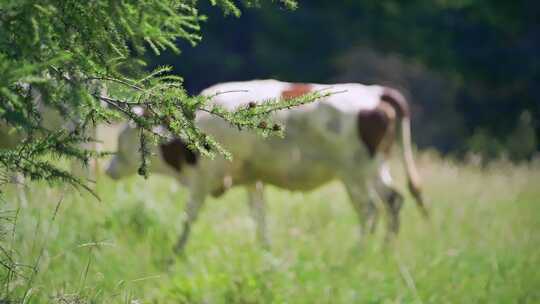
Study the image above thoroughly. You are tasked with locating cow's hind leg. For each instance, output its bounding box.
[343,179,376,246]
[365,197,380,234]
[174,189,207,254]
[246,181,270,248]
[379,185,404,240]
[374,163,404,241]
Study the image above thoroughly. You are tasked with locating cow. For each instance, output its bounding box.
[105,79,428,253]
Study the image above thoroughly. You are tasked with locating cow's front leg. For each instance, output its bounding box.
[174,188,207,254]
[11,173,28,208]
[246,181,270,248]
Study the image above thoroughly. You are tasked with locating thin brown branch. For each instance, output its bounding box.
[86,76,144,92]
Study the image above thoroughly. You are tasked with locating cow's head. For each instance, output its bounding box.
[106,122,199,180]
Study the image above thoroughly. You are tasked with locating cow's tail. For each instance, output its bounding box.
[381,88,429,218]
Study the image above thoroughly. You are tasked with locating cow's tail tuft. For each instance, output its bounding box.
[381,88,429,218]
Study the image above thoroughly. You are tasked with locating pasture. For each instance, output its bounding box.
[2,152,540,303]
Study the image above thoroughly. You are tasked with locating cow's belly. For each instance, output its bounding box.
[254,162,335,191]
[241,140,337,191]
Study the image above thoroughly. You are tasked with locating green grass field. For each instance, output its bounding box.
[2,152,540,303]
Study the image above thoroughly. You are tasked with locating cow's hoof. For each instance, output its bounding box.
[154,255,177,269]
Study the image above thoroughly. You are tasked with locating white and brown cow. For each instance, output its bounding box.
[105,79,427,252]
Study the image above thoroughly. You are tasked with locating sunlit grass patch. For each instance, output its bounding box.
[1,153,539,303]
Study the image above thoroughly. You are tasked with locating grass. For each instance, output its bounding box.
[1,151,539,303]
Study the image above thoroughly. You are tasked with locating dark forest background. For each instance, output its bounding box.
[149,0,539,160]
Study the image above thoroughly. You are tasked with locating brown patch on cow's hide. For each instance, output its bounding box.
[358,106,392,157]
[159,138,198,172]
[281,83,312,100]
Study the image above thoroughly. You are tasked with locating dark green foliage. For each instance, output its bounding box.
[152,0,539,159]
[0,0,316,190]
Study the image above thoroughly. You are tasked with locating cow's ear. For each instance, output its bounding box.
[132,106,145,117]
[159,138,198,172]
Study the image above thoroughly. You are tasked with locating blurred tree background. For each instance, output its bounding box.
[151,0,539,160]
